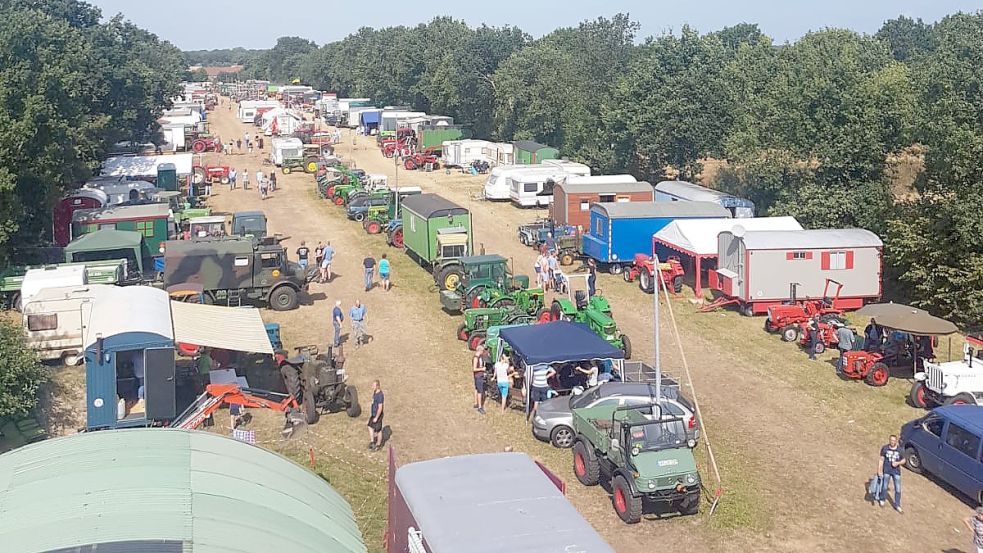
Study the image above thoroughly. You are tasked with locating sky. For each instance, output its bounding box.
[86,0,982,51]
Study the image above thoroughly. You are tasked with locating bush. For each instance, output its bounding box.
[0,319,48,419]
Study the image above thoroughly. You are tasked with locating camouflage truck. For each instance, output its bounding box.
[162,235,309,310]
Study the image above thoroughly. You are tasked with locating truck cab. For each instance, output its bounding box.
[231,211,267,238]
[914,336,983,407]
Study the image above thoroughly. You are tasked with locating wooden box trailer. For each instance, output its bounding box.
[709,228,883,315]
[71,203,175,260]
[551,177,651,230]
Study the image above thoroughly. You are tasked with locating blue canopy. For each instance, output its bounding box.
[498,321,624,365]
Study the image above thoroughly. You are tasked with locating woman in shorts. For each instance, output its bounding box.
[379,253,391,291]
[494,353,515,412]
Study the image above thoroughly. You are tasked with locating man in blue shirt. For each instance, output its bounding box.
[332,300,344,347]
[350,299,367,347]
[877,434,905,512]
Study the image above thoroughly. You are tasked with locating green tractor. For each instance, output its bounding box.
[438,254,546,318]
[456,306,536,350]
[550,274,632,359]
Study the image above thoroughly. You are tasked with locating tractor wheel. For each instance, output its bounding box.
[281,365,302,401]
[611,475,642,524]
[353,212,365,222]
[909,382,927,409]
[550,301,566,322]
[466,286,486,309]
[191,167,207,185]
[333,195,345,206]
[467,333,484,351]
[270,286,299,311]
[344,386,361,417]
[638,270,654,294]
[904,447,923,474]
[671,275,683,294]
[944,392,976,406]
[814,341,826,354]
[620,334,632,360]
[740,303,755,317]
[302,387,319,424]
[305,159,319,173]
[536,309,552,324]
[403,158,417,170]
[764,318,776,333]
[326,185,335,197]
[391,228,404,248]
[456,323,469,341]
[781,325,800,343]
[559,252,575,266]
[572,441,600,486]
[220,176,230,185]
[192,140,206,153]
[607,264,623,275]
[282,166,292,175]
[622,270,632,283]
[437,265,463,291]
[864,362,890,387]
[365,221,382,235]
[679,493,701,516]
[550,425,575,448]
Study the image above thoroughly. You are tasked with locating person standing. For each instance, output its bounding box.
[321,241,335,282]
[807,317,820,360]
[864,318,882,351]
[877,434,905,513]
[229,167,238,190]
[242,170,250,190]
[247,140,253,154]
[473,345,487,415]
[236,138,242,152]
[296,241,310,270]
[367,380,384,451]
[269,171,277,191]
[378,254,391,291]
[587,258,597,297]
[331,300,344,347]
[546,251,559,292]
[494,353,515,413]
[527,364,556,422]
[314,241,325,280]
[963,506,983,553]
[835,323,855,376]
[544,231,556,255]
[259,172,268,200]
[362,254,376,292]
[350,299,367,347]
[255,169,265,190]
[534,252,545,289]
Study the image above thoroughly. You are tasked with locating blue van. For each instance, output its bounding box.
[901,405,983,504]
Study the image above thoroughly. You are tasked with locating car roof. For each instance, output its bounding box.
[935,405,983,430]
[591,382,691,407]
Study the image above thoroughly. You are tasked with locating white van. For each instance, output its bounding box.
[19,265,87,310]
[22,284,112,366]
[270,137,304,166]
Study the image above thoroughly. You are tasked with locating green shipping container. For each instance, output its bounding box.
[400,194,473,266]
[512,140,559,164]
[71,203,174,260]
[418,126,471,152]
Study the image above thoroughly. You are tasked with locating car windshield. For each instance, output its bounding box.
[626,419,688,452]
[570,387,602,408]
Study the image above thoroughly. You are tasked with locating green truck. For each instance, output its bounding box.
[71,203,175,260]
[398,194,474,289]
[572,402,701,523]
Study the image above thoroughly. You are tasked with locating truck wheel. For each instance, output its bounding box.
[550,425,575,448]
[456,323,469,341]
[781,325,800,342]
[945,392,976,406]
[904,447,923,474]
[344,386,361,417]
[679,492,701,515]
[639,270,653,294]
[740,303,754,317]
[270,286,299,311]
[612,475,642,524]
[62,352,82,367]
[353,212,365,222]
[672,275,683,294]
[302,388,319,424]
[909,382,927,408]
[620,334,632,360]
[607,264,623,275]
[572,441,599,486]
[560,252,574,266]
[864,362,889,387]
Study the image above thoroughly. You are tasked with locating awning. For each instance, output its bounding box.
[856,303,958,336]
[170,301,274,354]
[499,321,623,365]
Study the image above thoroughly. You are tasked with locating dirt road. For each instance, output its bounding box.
[201,102,970,553]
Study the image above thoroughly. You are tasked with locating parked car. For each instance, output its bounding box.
[532,381,699,448]
[900,405,983,504]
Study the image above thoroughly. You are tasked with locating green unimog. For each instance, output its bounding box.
[572,401,701,523]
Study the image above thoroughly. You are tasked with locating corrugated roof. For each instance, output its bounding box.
[102,154,194,177]
[557,180,652,194]
[72,203,171,222]
[0,429,367,553]
[396,452,614,553]
[737,229,883,250]
[593,201,729,219]
[400,194,468,219]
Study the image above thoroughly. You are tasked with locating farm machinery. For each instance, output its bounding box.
[191,165,230,187]
[438,254,545,317]
[911,336,983,408]
[456,306,543,350]
[622,254,685,294]
[170,383,308,433]
[550,274,632,359]
[402,153,440,171]
[796,320,845,354]
[765,280,847,342]
[275,344,361,423]
[190,136,223,153]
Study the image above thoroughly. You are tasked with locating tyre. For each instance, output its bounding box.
[281,365,301,401]
[909,382,927,409]
[333,196,345,206]
[403,159,417,170]
[344,386,361,417]
[550,425,575,448]
[764,318,776,332]
[550,301,564,321]
[740,303,754,317]
[456,323,469,341]
[220,177,230,184]
[864,362,890,386]
[365,221,382,234]
[391,228,404,248]
[282,166,292,175]
[671,275,683,294]
[467,333,484,351]
[679,492,701,516]
[612,475,642,524]
[559,252,574,266]
[302,387,319,424]
[904,446,923,474]
[607,264,623,275]
[620,334,632,360]
[326,185,335,197]
[572,441,600,486]
[437,265,463,291]
[62,352,82,367]
[814,342,826,354]
[622,270,632,283]
[781,325,800,343]
[353,212,365,222]
[536,309,552,324]
[305,160,319,173]
[639,270,653,294]
[270,286,299,311]
[944,392,977,406]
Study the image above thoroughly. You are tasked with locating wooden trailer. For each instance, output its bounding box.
[551,177,652,230]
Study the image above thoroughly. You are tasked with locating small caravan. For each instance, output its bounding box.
[22,284,113,366]
[484,162,590,201]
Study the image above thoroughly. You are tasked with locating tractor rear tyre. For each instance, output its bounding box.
[192,140,206,153]
[220,176,230,184]
[467,333,484,351]
[365,221,382,234]
[813,342,826,354]
[944,392,976,406]
[560,252,575,266]
[909,382,927,408]
[638,270,654,294]
[612,475,643,524]
[344,386,361,417]
[404,158,417,170]
[437,265,463,291]
[864,362,890,387]
[281,365,302,402]
[781,325,800,342]
[305,159,319,173]
[302,388,319,424]
[270,286,299,311]
[572,441,600,486]
[672,275,683,294]
[620,334,632,360]
[456,323,469,341]
[391,228,404,248]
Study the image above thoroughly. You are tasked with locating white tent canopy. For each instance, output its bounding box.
[83,287,173,348]
[170,302,273,354]
[655,216,803,256]
[101,154,194,177]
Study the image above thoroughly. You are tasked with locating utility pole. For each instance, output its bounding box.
[653,252,662,404]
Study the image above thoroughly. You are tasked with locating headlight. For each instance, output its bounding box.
[687,439,696,448]
[533,416,545,425]
[647,481,655,489]
[686,474,696,484]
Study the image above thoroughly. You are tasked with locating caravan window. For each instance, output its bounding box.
[27,314,58,331]
[829,251,847,270]
[136,221,155,238]
[599,194,615,203]
[523,182,538,193]
[580,201,590,211]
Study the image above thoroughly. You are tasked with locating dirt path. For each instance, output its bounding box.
[204,103,970,553]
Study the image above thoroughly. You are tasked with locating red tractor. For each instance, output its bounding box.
[190,137,223,153]
[797,320,842,354]
[840,350,891,386]
[622,254,685,294]
[765,280,847,342]
[403,153,440,171]
[191,165,230,187]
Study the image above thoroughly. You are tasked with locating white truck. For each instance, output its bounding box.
[912,336,983,407]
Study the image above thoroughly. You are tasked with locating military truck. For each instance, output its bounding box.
[162,236,308,310]
[398,194,474,289]
[572,402,701,523]
[231,211,267,238]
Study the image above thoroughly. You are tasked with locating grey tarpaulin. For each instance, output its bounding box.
[856,303,958,336]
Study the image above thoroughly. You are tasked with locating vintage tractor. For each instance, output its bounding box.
[438,255,538,314]
[623,254,685,294]
[550,274,632,359]
[765,280,847,342]
[839,350,892,387]
[274,344,361,424]
[385,220,405,248]
[796,320,844,354]
[474,283,549,320]
[402,153,440,171]
[191,165,230,188]
[190,136,223,153]
[911,336,983,408]
[456,306,536,350]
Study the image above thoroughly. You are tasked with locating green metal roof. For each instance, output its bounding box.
[0,429,367,553]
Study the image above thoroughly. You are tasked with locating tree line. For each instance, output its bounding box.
[219,14,981,326]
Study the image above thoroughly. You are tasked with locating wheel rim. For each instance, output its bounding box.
[873,367,888,385]
[471,296,482,309]
[444,274,460,289]
[334,196,344,205]
[574,451,585,476]
[908,452,920,469]
[393,232,403,248]
[458,327,468,341]
[368,223,380,234]
[614,487,627,513]
[554,428,573,447]
[537,310,551,323]
[276,294,290,308]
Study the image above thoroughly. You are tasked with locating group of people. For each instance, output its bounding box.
[226,132,264,155]
[226,167,277,199]
[332,298,369,349]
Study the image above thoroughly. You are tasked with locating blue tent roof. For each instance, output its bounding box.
[360,110,381,124]
[498,321,624,365]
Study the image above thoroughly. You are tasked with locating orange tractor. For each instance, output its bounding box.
[765,280,847,342]
[402,153,440,171]
[622,254,685,294]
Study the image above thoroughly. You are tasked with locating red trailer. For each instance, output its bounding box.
[52,189,108,247]
[551,178,653,231]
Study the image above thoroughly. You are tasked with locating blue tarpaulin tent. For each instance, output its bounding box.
[498,321,624,365]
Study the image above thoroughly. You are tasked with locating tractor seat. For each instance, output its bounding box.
[575,290,588,309]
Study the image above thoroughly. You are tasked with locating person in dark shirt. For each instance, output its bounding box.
[296,241,310,270]
[332,300,344,347]
[363,255,376,291]
[864,319,882,351]
[367,380,385,451]
[877,434,905,512]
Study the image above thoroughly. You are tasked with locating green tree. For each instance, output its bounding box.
[0,320,48,419]
[876,15,937,63]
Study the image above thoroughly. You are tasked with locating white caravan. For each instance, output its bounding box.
[442,140,494,167]
[270,137,304,166]
[237,100,280,123]
[484,162,591,201]
[22,284,112,366]
[18,265,87,310]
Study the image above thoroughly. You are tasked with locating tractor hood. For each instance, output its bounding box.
[631,450,700,490]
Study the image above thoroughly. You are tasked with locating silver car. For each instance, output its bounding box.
[531,381,700,448]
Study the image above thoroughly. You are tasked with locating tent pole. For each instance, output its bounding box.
[654,252,661,403]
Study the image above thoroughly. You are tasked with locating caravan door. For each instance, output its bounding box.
[144,347,176,421]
